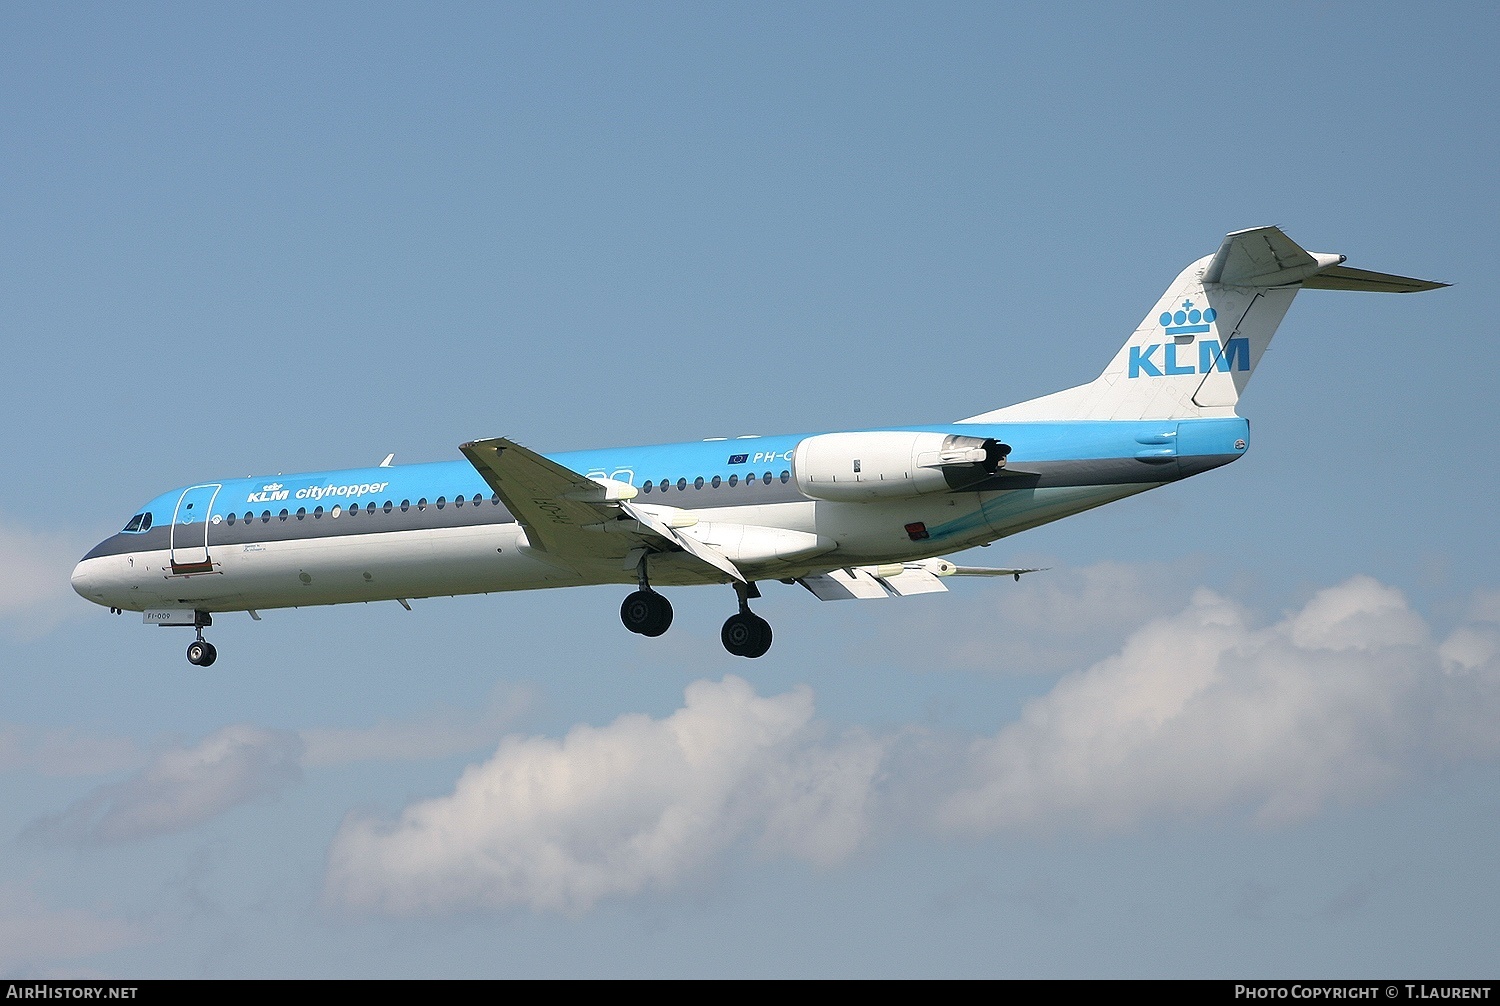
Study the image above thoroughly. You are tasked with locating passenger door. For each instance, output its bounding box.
[169,483,221,573]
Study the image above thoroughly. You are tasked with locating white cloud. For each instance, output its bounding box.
[0,517,89,637]
[1286,576,1429,651]
[28,725,303,845]
[323,576,1500,918]
[0,883,147,976]
[325,676,885,915]
[939,576,1500,833]
[1440,625,1500,673]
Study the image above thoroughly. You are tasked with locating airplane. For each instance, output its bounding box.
[71,227,1445,665]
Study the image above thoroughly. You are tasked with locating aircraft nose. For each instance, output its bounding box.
[71,555,111,606]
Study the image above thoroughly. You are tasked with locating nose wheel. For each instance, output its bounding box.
[186,638,218,667]
[184,612,217,666]
[721,582,772,658]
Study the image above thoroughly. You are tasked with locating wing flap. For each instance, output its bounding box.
[619,501,744,583]
[878,568,949,596]
[799,568,891,601]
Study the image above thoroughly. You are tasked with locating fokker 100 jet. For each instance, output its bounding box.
[72,227,1444,665]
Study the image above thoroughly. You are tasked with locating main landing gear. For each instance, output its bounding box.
[617,558,774,657]
[721,582,772,659]
[185,612,217,667]
[620,556,673,637]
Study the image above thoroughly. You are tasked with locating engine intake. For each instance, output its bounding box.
[792,432,1009,501]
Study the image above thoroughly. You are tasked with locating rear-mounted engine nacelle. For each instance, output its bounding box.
[792,431,1009,501]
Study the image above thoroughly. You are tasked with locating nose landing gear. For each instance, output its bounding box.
[185,611,217,667]
[721,582,772,659]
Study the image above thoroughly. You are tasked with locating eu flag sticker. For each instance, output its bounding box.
[728,454,748,465]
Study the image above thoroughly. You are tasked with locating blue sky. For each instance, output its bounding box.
[2,2,1497,977]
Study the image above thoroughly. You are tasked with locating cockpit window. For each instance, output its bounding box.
[122,513,152,533]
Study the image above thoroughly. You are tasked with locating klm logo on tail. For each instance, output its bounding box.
[1129,337,1249,378]
[1130,299,1249,378]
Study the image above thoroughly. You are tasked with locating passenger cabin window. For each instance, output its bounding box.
[712,475,721,488]
[436,496,445,509]
[728,474,738,487]
[401,500,410,512]
[383,501,393,513]
[418,498,427,511]
[455,495,464,508]
[314,506,324,518]
[226,513,235,525]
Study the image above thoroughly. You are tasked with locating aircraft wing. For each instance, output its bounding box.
[459,438,743,582]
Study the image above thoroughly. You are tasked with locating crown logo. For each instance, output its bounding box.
[263,482,284,492]
[1159,299,1217,336]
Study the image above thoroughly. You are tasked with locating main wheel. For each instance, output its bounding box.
[620,590,673,637]
[186,640,217,667]
[721,612,772,658]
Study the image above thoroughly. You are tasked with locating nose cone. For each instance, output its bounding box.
[71,554,112,607]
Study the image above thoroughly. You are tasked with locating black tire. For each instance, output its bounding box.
[186,640,211,666]
[721,613,772,658]
[621,590,673,637]
[199,642,218,667]
[744,614,772,658]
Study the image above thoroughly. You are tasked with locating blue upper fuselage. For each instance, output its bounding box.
[110,418,1250,535]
